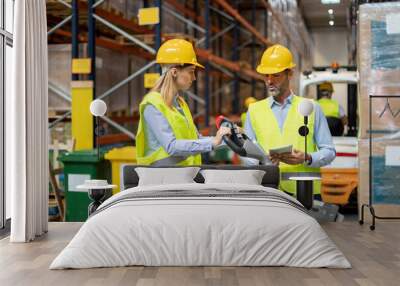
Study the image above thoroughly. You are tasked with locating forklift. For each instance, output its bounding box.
[299,65,359,216]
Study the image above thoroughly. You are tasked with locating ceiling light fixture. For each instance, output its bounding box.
[321,0,340,4]
[328,9,334,14]
[329,20,335,26]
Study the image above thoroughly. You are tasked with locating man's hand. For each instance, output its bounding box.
[269,153,281,166]
[234,125,244,134]
[272,149,311,165]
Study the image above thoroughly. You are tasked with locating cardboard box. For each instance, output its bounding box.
[358,3,400,138]
[358,138,400,222]
[358,85,400,138]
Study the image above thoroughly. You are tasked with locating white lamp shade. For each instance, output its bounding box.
[90,99,107,117]
[298,99,314,116]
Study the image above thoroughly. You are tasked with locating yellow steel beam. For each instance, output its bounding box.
[71,80,93,150]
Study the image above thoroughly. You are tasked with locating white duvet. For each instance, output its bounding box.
[50,183,351,269]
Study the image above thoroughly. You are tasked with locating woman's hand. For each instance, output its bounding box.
[212,126,231,147]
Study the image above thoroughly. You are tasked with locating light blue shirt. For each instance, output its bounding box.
[243,94,336,168]
[143,96,213,157]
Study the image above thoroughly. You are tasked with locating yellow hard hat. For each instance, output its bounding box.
[244,97,257,108]
[156,39,204,69]
[320,82,333,92]
[256,44,296,74]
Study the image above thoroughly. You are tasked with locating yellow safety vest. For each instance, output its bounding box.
[241,112,247,127]
[249,95,320,195]
[136,91,202,166]
[318,98,340,118]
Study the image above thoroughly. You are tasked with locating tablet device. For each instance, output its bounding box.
[269,144,293,155]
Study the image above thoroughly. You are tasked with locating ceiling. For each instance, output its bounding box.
[298,0,352,29]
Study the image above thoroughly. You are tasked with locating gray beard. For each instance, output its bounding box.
[268,88,280,97]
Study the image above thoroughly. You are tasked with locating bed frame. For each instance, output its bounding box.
[121,165,280,191]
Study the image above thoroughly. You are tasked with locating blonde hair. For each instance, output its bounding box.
[151,65,180,108]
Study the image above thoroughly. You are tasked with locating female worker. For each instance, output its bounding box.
[136,39,231,166]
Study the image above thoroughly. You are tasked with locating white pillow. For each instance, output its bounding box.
[200,169,266,185]
[135,167,200,186]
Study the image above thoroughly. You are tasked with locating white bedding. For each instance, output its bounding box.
[50,183,351,269]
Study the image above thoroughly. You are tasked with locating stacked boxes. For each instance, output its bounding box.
[358,3,400,221]
[358,139,400,221]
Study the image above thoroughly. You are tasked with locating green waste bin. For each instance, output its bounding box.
[209,145,233,163]
[59,149,111,222]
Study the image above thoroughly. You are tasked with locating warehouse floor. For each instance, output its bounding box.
[0,222,399,286]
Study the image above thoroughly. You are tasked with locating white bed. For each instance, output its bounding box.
[50,178,351,269]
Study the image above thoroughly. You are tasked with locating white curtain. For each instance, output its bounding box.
[7,0,48,242]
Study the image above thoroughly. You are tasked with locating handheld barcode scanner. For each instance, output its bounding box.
[215,115,269,165]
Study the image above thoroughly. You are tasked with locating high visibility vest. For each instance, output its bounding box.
[318,98,340,118]
[136,91,202,166]
[241,112,247,127]
[249,95,320,195]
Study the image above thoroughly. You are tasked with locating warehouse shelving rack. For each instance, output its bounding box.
[46,0,312,139]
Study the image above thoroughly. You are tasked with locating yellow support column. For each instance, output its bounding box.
[71,80,94,150]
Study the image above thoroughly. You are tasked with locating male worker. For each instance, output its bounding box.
[318,82,348,136]
[241,97,257,127]
[243,44,336,197]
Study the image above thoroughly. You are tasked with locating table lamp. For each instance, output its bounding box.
[292,99,317,209]
[89,99,107,160]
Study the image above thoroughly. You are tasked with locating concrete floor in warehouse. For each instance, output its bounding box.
[0,221,399,286]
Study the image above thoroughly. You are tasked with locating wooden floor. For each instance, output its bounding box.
[0,221,399,286]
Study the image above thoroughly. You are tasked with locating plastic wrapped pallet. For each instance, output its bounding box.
[358,138,400,222]
[48,44,71,110]
[358,3,400,138]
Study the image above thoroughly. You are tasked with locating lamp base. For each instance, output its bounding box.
[87,188,112,216]
[296,180,314,210]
